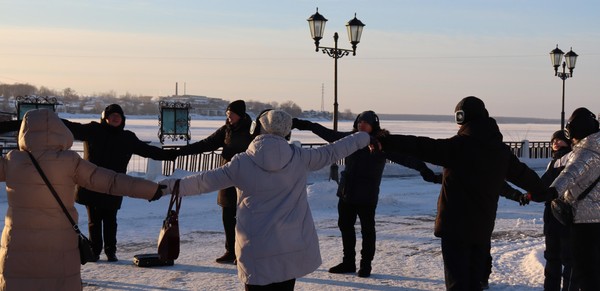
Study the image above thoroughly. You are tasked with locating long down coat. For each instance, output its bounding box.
[161,132,370,286]
[0,109,159,291]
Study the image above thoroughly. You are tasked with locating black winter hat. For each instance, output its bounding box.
[565,107,599,140]
[101,104,126,128]
[353,110,380,131]
[454,96,489,125]
[551,130,571,146]
[102,104,124,120]
[227,100,246,117]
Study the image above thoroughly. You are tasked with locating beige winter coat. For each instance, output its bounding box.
[0,109,159,291]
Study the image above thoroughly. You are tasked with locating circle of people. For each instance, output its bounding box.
[0,96,599,291]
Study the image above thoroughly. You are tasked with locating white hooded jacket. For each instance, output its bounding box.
[162,132,370,285]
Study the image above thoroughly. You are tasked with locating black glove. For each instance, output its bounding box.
[518,194,530,206]
[292,118,313,130]
[528,187,558,203]
[420,169,442,184]
[149,185,167,202]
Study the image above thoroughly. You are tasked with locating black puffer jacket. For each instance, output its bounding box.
[380,117,545,243]
[63,119,177,210]
[300,121,434,205]
[178,114,252,207]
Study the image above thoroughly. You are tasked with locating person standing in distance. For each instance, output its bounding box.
[539,130,578,291]
[62,104,178,262]
[177,100,252,264]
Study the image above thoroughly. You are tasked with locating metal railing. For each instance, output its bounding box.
[0,140,553,176]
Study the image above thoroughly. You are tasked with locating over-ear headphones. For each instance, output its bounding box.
[250,109,273,138]
[565,108,599,140]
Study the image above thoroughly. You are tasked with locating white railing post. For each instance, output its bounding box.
[521,140,530,159]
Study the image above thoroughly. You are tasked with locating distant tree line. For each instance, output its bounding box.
[0,82,352,119]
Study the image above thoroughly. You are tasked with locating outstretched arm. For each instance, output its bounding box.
[177,126,226,156]
[292,118,349,142]
[385,151,442,184]
[501,182,529,205]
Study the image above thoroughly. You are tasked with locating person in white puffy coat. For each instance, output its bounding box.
[547,107,600,291]
[160,110,371,290]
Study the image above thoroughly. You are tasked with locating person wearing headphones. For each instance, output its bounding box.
[159,109,374,291]
[292,110,441,278]
[377,96,546,290]
[534,107,600,291]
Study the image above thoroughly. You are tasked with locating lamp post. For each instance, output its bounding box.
[307,7,365,131]
[549,45,578,130]
[307,8,365,183]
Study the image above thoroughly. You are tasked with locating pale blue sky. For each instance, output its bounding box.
[2,0,599,119]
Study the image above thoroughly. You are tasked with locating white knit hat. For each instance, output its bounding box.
[259,110,292,138]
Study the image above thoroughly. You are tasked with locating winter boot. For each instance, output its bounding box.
[357,260,372,278]
[328,260,356,274]
[106,253,118,262]
[215,251,236,264]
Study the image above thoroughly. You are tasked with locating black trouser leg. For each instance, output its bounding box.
[571,223,600,291]
[102,208,118,256]
[545,229,562,291]
[482,241,492,284]
[357,203,377,265]
[245,278,296,291]
[337,200,357,263]
[441,237,486,291]
[222,206,237,254]
[87,206,103,256]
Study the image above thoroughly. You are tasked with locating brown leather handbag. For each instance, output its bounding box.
[157,179,182,261]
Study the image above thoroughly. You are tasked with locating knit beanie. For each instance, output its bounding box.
[353,110,381,131]
[227,100,246,117]
[551,130,571,146]
[454,96,489,125]
[258,110,292,138]
[565,107,599,140]
[102,104,124,119]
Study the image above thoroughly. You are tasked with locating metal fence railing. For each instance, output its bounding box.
[1,140,553,177]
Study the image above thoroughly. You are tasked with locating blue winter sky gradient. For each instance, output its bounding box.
[2,0,600,119]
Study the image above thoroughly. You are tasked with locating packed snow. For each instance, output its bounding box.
[0,115,557,290]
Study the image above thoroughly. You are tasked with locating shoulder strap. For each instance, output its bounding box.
[578,174,600,201]
[167,179,182,216]
[26,151,83,235]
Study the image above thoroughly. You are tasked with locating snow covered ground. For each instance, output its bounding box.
[0,116,556,290]
[73,161,549,291]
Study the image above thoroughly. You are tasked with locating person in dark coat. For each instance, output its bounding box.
[177,100,252,264]
[539,130,577,291]
[378,96,547,290]
[292,110,441,278]
[61,104,178,262]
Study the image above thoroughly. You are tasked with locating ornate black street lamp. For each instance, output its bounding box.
[307,8,365,182]
[549,45,578,130]
[307,8,365,132]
